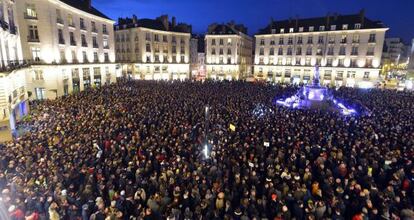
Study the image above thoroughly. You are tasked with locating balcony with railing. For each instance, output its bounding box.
[27,36,40,43]
[24,12,38,20]
[0,59,45,73]
[366,51,374,56]
[9,25,17,35]
[56,17,64,25]
[0,20,9,30]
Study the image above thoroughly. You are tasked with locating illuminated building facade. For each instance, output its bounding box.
[205,22,253,80]
[115,15,192,80]
[254,10,388,88]
[15,0,117,99]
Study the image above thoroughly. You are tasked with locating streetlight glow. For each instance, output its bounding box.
[204,144,209,159]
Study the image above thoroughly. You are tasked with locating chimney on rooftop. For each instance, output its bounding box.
[157,15,169,31]
[359,9,365,27]
[326,12,330,26]
[85,0,91,9]
[132,15,138,24]
[172,16,176,28]
[208,23,217,33]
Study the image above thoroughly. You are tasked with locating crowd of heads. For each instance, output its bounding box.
[0,79,413,220]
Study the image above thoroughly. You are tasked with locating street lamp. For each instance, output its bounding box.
[204,105,210,159]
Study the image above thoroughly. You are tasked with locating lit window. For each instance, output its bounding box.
[25,4,37,18]
[342,24,348,30]
[280,28,285,33]
[309,26,314,32]
[289,28,294,33]
[330,25,336,31]
[319,26,325,31]
[355,23,361,29]
[299,27,304,32]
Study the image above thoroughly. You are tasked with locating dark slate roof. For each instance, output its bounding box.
[207,23,248,35]
[115,17,192,33]
[257,12,386,35]
[60,0,111,20]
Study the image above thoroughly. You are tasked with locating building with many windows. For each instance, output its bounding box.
[115,15,192,80]
[254,10,388,87]
[15,0,117,99]
[0,0,26,133]
[205,22,253,80]
[382,37,410,65]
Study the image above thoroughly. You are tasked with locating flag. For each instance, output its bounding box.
[229,124,236,132]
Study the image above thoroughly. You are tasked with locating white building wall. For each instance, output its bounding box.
[115,26,191,80]
[205,34,253,80]
[254,28,387,87]
[16,0,116,64]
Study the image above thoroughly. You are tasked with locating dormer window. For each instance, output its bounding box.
[299,27,304,32]
[342,24,348,30]
[309,26,314,32]
[289,28,294,33]
[271,29,276,34]
[319,26,325,31]
[280,28,285,33]
[355,23,361,29]
[331,25,336,31]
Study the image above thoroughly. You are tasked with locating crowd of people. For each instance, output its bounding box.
[0,79,413,220]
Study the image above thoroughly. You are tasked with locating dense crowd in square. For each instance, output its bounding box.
[0,80,413,220]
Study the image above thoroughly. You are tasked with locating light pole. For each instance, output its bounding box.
[204,105,210,158]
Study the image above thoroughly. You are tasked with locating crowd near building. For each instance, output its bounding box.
[0,0,118,132]
[254,10,388,88]
[0,0,406,134]
[115,15,192,80]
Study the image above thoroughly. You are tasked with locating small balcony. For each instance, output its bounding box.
[27,36,40,43]
[0,20,9,30]
[68,23,75,28]
[9,25,18,35]
[368,38,376,43]
[56,17,64,25]
[24,12,38,20]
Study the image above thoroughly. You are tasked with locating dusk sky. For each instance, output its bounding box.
[94,0,414,43]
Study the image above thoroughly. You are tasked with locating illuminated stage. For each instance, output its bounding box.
[275,66,359,116]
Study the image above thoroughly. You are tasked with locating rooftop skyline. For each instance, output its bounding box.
[94,0,413,43]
